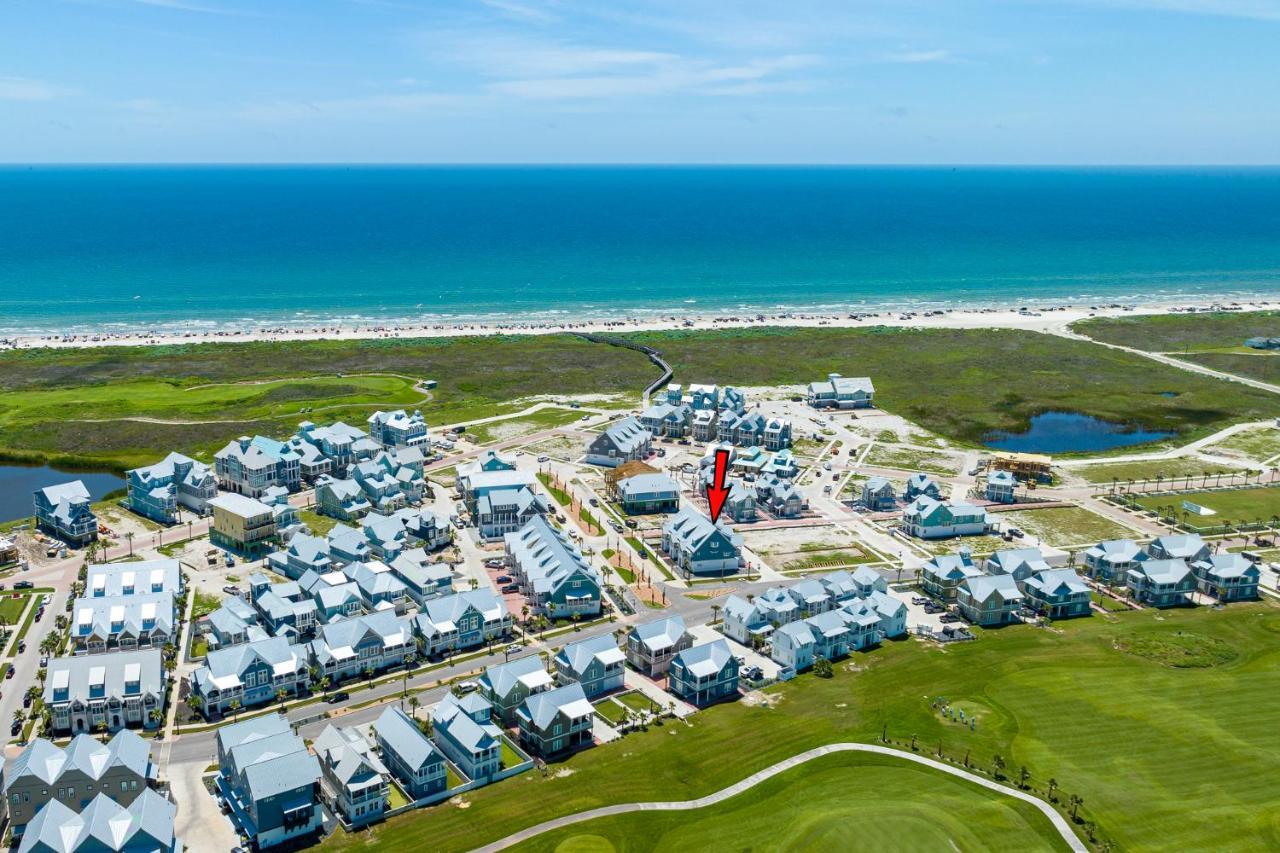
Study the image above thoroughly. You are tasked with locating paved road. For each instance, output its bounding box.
[471,741,1088,853]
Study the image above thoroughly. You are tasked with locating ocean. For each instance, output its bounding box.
[2,166,1279,335]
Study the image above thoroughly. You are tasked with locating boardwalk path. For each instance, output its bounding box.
[471,742,1087,852]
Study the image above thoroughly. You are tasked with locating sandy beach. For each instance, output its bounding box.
[1,296,1275,351]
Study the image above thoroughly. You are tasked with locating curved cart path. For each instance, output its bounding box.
[471,742,1087,852]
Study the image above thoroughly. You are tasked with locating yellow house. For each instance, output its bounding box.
[209,493,277,556]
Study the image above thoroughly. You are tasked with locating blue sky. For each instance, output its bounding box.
[2,0,1278,163]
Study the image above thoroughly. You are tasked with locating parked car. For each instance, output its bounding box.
[456,680,480,694]
[326,691,351,704]
[1008,528,1024,539]
[10,721,20,737]
[4,667,13,680]
[495,574,512,584]
[537,455,550,463]
[939,613,961,623]
[14,581,32,590]
[625,519,638,529]
[500,583,519,594]
[222,585,240,595]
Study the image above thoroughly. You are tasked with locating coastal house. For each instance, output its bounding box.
[125,452,217,523]
[201,596,264,651]
[1126,558,1196,607]
[786,578,832,617]
[86,559,183,598]
[585,416,652,467]
[309,612,415,683]
[921,551,982,601]
[326,524,373,566]
[806,373,875,409]
[985,470,1018,504]
[1083,538,1142,585]
[191,635,311,718]
[515,682,595,758]
[314,724,389,828]
[266,533,333,580]
[638,402,692,439]
[861,476,897,511]
[350,456,412,514]
[661,507,743,577]
[294,420,373,478]
[1,730,156,840]
[504,518,602,619]
[343,560,409,613]
[478,656,554,726]
[33,481,97,547]
[414,589,512,657]
[762,449,800,479]
[389,550,454,604]
[367,409,428,450]
[719,595,771,646]
[15,789,178,853]
[216,715,322,850]
[209,492,278,557]
[754,474,805,518]
[1191,553,1260,601]
[842,591,907,642]
[1021,569,1092,618]
[44,650,165,735]
[316,476,373,521]
[214,435,300,497]
[456,461,533,515]
[252,581,319,636]
[1144,533,1211,565]
[71,591,175,653]
[430,694,503,783]
[299,570,363,623]
[476,485,548,541]
[553,634,625,698]
[903,473,942,502]
[984,547,1051,583]
[771,612,850,672]
[755,586,801,626]
[667,639,739,707]
[902,497,992,540]
[625,615,692,677]
[956,574,1025,627]
[717,410,792,450]
[615,472,681,514]
[373,706,447,800]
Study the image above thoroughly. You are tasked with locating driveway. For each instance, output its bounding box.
[686,623,780,680]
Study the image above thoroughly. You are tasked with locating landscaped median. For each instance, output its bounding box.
[320,601,1280,852]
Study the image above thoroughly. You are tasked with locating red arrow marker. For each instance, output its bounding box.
[705,447,731,524]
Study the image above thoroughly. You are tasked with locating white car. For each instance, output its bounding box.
[537,455,550,463]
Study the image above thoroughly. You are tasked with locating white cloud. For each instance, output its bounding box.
[879,49,950,64]
[0,76,73,101]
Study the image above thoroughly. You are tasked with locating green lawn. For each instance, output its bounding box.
[322,602,1280,853]
[510,752,1071,853]
[779,548,877,572]
[615,692,658,715]
[499,737,526,770]
[1071,456,1250,485]
[191,591,221,620]
[1132,486,1280,526]
[592,699,628,726]
[0,594,31,628]
[1090,592,1130,613]
[299,508,339,536]
[995,506,1138,548]
[386,784,411,811]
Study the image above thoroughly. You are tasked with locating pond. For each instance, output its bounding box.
[0,464,125,524]
[983,412,1175,454]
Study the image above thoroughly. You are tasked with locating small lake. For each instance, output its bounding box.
[983,412,1175,454]
[0,464,125,524]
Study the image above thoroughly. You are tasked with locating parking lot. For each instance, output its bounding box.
[889,587,951,632]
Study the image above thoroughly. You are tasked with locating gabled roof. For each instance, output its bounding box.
[1132,558,1192,584]
[554,634,624,676]
[17,788,176,853]
[629,615,687,654]
[960,573,1023,604]
[517,682,592,730]
[193,636,308,694]
[672,639,734,678]
[1086,538,1141,563]
[662,506,742,556]
[4,730,151,793]
[1024,569,1090,597]
[480,655,552,698]
[314,724,387,788]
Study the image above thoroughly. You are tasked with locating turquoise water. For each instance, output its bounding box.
[983,412,1175,454]
[1,166,1279,334]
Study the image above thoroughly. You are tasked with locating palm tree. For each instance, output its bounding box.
[148,708,164,729]
[709,604,722,626]
[1047,777,1059,802]
[276,688,289,711]
[364,664,375,686]
[408,695,421,721]
[228,698,242,722]
[125,531,134,557]
[992,754,1006,780]
[1018,765,1030,789]
[1069,794,1083,822]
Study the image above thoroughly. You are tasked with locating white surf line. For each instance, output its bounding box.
[470,742,1088,853]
